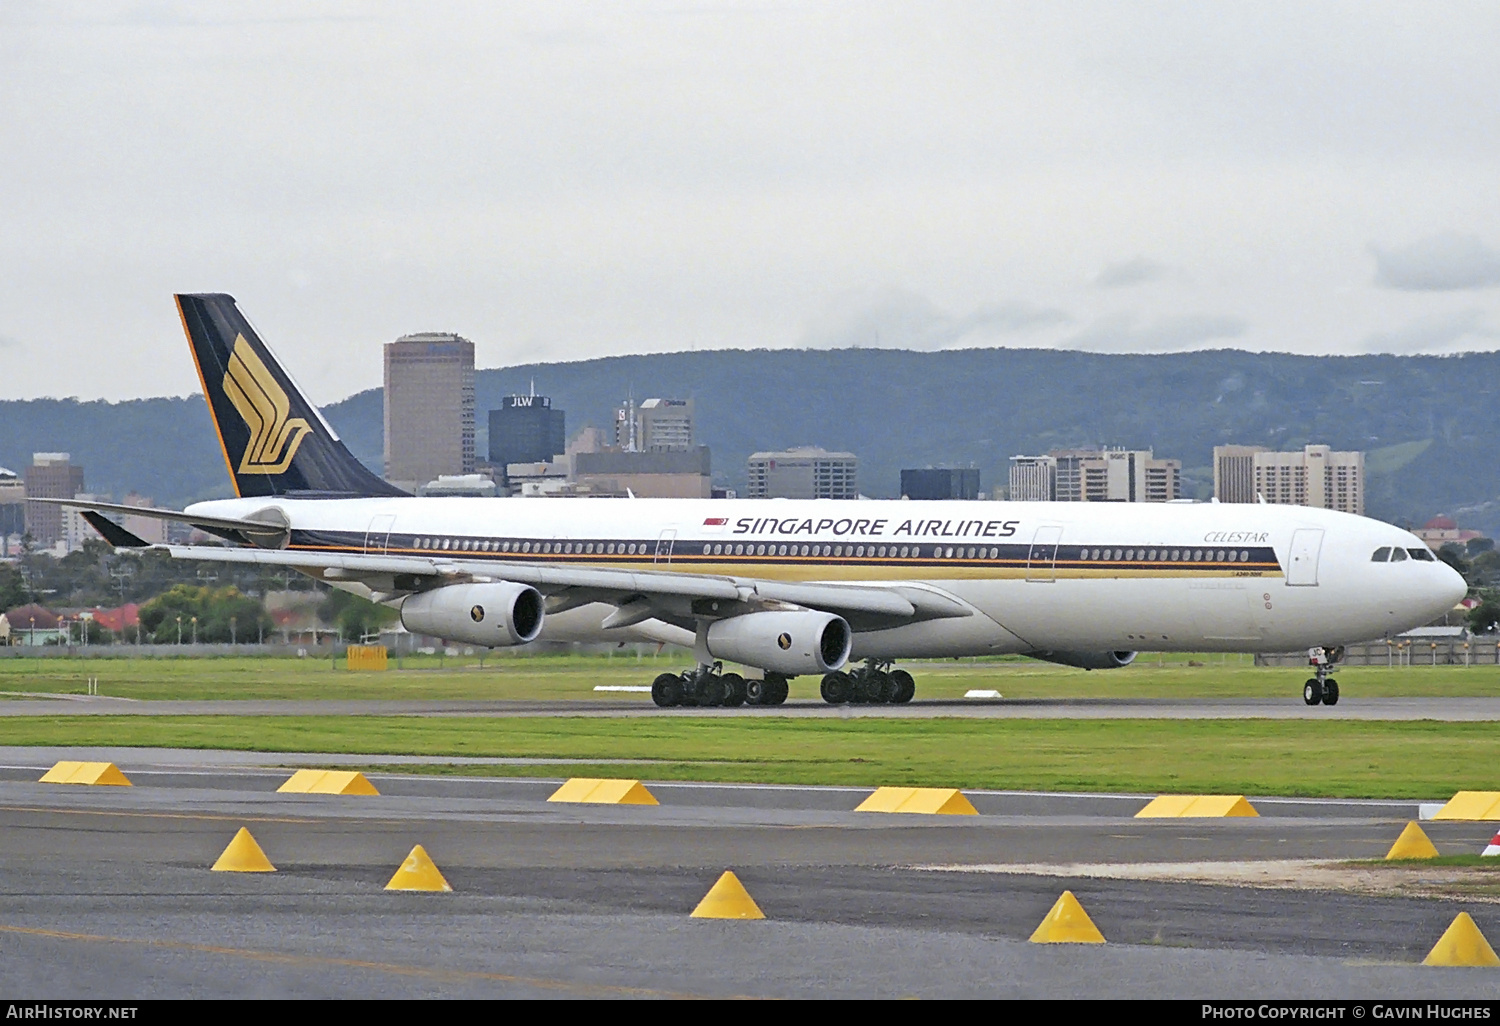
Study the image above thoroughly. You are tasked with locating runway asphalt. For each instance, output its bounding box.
[3,750,1500,998]
[5,695,1500,718]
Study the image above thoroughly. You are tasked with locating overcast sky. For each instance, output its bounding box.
[2,1,1499,402]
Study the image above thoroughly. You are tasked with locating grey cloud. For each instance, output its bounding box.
[1094,257,1168,289]
[1065,313,1248,353]
[1363,309,1498,354]
[798,288,1070,351]
[1371,233,1500,291]
[0,334,21,350]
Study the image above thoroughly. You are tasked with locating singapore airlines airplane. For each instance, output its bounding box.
[55,294,1466,709]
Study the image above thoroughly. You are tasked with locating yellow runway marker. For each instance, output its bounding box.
[276,770,380,795]
[690,871,765,920]
[547,778,658,805]
[1135,795,1257,818]
[385,845,452,892]
[1385,822,1439,860]
[1424,913,1500,967]
[854,787,977,815]
[211,828,276,873]
[1029,891,1106,944]
[1431,792,1500,821]
[38,762,132,786]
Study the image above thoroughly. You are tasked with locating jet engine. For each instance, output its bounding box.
[400,582,544,648]
[1029,650,1137,671]
[707,610,851,675]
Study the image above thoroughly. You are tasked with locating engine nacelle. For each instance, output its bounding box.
[1029,650,1137,671]
[707,610,851,676]
[400,582,544,648]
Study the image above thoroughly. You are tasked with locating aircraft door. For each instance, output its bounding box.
[654,529,676,565]
[1026,525,1064,582]
[364,513,397,554]
[1286,529,1324,586]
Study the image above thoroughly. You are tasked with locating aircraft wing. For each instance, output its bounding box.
[161,544,972,631]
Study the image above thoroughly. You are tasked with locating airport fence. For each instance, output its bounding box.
[1254,636,1500,667]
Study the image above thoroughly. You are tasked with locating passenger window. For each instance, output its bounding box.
[1371,547,1391,562]
[1390,547,1407,562]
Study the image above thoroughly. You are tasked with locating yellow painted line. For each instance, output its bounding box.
[0,924,736,999]
[0,804,335,826]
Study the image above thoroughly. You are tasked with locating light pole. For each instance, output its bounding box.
[230,616,237,647]
[176,616,182,645]
[191,616,197,645]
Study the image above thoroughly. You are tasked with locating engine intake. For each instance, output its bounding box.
[707,610,851,675]
[1029,650,1137,671]
[400,582,544,647]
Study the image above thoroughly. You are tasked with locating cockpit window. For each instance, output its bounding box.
[1371,547,1391,562]
[1390,547,1408,562]
[1408,547,1435,562]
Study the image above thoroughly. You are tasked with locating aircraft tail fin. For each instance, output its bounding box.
[175,294,407,499]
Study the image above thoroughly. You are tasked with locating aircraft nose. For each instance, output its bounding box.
[1437,560,1469,610]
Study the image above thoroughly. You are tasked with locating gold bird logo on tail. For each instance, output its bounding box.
[223,335,312,474]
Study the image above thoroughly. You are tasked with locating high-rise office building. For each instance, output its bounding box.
[1213,445,1265,504]
[1008,456,1056,501]
[1030,448,1180,503]
[0,465,24,542]
[747,448,858,500]
[1251,445,1364,515]
[383,333,474,492]
[900,468,980,500]
[23,453,84,547]
[488,394,566,470]
[615,398,694,451]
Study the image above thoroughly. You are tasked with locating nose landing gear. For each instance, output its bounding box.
[1302,646,1343,706]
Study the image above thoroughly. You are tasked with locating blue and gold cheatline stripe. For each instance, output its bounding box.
[281,530,1284,582]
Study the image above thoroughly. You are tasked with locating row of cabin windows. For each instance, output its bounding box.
[1371,546,1436,563]
[414,537,652,556]
[1079,548,1253,563]
[406,536,1257,564]
[705,542,924,558]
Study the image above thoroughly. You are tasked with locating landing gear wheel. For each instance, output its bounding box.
[866,670,892,704]
[1322,678,1339,706]
[820,671,851,704]
[889,669,916,704]
[720,672,747,707]
[1303,678,1323,706]
[767,677,789,705]
[745,678,768,705]
[652,672,682,708]
[699,674,727,708]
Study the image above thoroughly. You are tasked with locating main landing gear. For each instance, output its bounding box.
[650,664,789,708]
[1302,646,1344,706]
[820,659,916,705]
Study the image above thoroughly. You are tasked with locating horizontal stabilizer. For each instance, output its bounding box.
[33,498,288,538]
[81,511,150,548]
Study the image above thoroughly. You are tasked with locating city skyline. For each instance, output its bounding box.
[1,3,1498,403]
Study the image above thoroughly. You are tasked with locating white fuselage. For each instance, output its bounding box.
[187,495,1466,657]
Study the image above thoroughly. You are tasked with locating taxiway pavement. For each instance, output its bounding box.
[1,755,1499,998]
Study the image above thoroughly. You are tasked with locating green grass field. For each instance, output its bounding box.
[1,714,1498,799]
[2,654,1499,797]
[2,651,1499,701]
